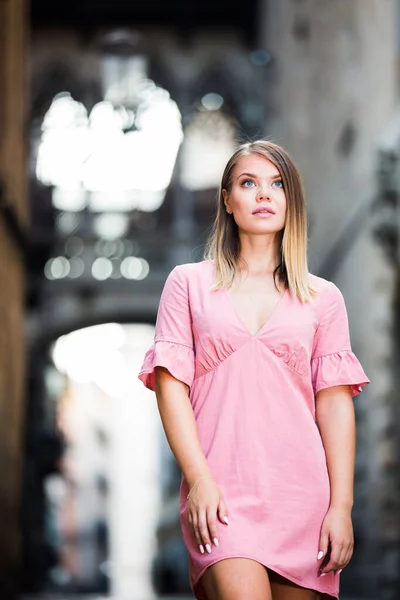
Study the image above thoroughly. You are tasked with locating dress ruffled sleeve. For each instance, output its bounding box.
[138,265,195,392]
[311,282,370,397]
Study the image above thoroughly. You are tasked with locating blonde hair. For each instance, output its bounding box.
[204,140,317,302]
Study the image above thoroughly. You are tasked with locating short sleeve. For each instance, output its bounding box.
[311,282,370,397]
[138,265,195,392]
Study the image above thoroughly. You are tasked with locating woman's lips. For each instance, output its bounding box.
[253,208,275,216]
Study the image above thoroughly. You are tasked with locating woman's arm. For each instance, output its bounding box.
[155,366,212,488]
[154,366,228,553]
[316,384,356,510]
[315,384,356,575]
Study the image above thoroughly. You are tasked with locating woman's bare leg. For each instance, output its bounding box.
[200,558,273,600]
[269,570,322,600]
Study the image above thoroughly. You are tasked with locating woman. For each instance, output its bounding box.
[138,140,370,600]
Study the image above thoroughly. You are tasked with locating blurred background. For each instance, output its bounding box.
[0,0,399,599]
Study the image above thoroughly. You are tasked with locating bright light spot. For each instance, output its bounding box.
[42,92,88,129]
[136,258,150,280]
[36,94,90,190]
[68,257,85,279]
[130,190,165,213]
[120,256,149,280]
[52,188,87,212]
[120,256,141,279]
[94,350,129,396]
[44,256,70,280]
[36,82,184,213]
[56,212,80,235]
[92,257,113,280]
[51,323,129,395]
[201,93,224,111]
[94,213,129,240]
[93,323,126,348]
[45,475,67,501]
[44,260,55,280]
[89,191,133,212]
[89,100,127,131]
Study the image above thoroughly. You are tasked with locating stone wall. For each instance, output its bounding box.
[0,0,28,596]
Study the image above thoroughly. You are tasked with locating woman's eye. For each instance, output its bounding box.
[241,179,255,187]
[272,180,283,189]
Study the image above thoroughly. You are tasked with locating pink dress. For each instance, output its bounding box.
[138,259,370,600]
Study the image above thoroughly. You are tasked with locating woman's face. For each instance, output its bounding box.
[222,154,287,235]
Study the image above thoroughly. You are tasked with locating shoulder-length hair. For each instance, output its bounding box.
[204,140,317,302]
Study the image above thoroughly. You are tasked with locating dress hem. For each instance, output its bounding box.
[192,553,339,600]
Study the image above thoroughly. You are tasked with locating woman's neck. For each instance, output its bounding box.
[237,234,281,276]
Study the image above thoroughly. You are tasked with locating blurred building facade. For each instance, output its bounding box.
[0,0,28,598]
[36,323,161,598]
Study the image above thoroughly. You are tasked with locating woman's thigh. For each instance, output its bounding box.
[268,570,322,600]
[200,557,272,600]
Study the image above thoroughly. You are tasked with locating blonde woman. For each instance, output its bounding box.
[139,140,369,600]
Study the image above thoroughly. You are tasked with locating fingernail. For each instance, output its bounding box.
[205,544,212,554]
[317,551,324,560]
[199,545,204,554]
[338,569,343,574]
[320,573,326,577]
[213,537,219,547]
[224,516,229,524]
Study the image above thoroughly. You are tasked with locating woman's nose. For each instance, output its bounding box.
[257,188,270,201]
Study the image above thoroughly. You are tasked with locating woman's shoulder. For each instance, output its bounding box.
[308,272,334,291]
[164,260,213,290]
[308,272,345,309]
[160,260,212,302]
[170,259,213,279]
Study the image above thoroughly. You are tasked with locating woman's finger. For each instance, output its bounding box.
[334,546,348,573]
[317,526,329,565]
[339,545,353,572]
[206,507,219,547]
[190,513,205,554]
[346,545,354,565]
[217,497,229,525]
[321,542,343,574]
[198,512,212,553]
[335,541,353,572]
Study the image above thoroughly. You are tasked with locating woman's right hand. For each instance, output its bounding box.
[186,478,229,555]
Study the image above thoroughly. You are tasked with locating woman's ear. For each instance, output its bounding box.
[222,189,231,212]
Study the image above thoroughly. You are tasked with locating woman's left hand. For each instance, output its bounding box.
[317,506,354,576]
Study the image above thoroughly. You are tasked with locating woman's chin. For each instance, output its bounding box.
[238,223,284,236]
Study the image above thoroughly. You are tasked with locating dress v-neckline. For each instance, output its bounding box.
[223,286,288,338]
